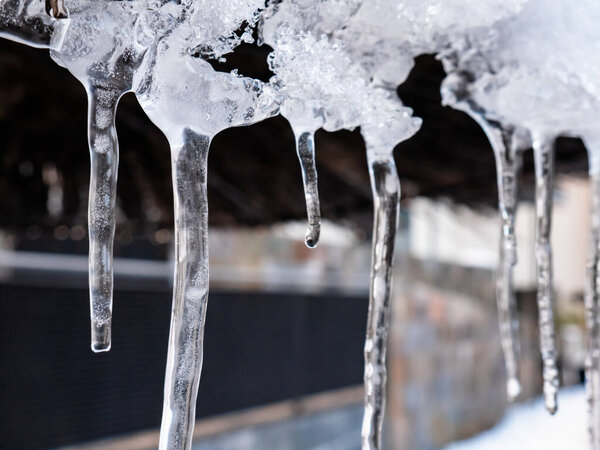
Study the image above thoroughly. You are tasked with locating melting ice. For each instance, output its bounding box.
[1,0,600,449]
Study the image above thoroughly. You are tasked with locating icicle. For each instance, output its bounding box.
[361,148,400,450]
[583,139,600,450]
[294,129,321,248]
[441,74,525,401]
[159,129,211,450]
[45,0,67,19]
[532,132,559,414]
[0,0,67,49]
[86,84,122,352]
[483,122,525,401]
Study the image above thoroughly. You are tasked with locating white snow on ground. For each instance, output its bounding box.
[445,385,587,450]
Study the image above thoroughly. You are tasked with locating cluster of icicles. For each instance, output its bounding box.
[2,0,600,449]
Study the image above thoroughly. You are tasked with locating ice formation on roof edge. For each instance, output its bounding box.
[1,0,599,449]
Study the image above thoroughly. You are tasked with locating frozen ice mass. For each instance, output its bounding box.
[1,0,599,449]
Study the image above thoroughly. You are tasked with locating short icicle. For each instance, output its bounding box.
[361,147,400,450]
[294,129,321,248]
[159,129,211,450]
[87,84,122,352]
[532,132,559,414]
[484,123,524,401]
[584,138,600,450]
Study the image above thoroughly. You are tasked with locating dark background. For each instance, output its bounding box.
[0,274,368,449]
[0,39,589,244]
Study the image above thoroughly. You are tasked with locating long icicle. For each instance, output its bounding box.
[485,123,524,401]
[159,129,211,450]
[584,141,600,450]
[86,84,122,353]
[532,132,559,414]
[361,148,400,450]
[441,74,526,401]
[294,130,321,248]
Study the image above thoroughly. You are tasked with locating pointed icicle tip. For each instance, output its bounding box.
[91,320,112,353]
[305,223,320,248]
[506,377,521,402]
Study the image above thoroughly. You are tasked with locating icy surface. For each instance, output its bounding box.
[584,136,600,450]
[0,0,66,48]
[361,151,400,450]
[2,0,600,449]
[439,0,600,418]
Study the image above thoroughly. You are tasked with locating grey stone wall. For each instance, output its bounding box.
[386,257,542,449]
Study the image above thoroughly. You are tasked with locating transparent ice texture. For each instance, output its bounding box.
[441,73,526,401]
[441,0,600,417]
[134,20,279,448]
[336,0,527,88]
[136,39,279,142]
[294,129,321,248]
[583,135,600,450]
[183,0,264,60]
[532,133,559,414]
[361,147,400,450]
[0,0,67,49]
[453,0,600,136]
[262,2,420,257]
[48,0,148,352]
[159,129,211,450]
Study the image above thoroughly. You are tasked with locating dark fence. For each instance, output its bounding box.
[0,280,367,449]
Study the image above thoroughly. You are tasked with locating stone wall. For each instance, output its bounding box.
[386,257,542,449]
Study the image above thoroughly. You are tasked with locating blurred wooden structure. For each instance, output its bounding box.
[0,40,589,238]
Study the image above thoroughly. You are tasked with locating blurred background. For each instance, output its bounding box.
[0,37,592,449]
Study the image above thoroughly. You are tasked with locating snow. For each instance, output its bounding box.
[445,386,587,450]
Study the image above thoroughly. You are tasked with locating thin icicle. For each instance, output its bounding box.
[486,123,525,401]
[294,130,321,248]
[441,74,525,400]
[584,139,600,450]
[532,132,559,414]
[361,148,400,450]
[159,129,211,450]
[585,171,600,450]
[86,84,121,352]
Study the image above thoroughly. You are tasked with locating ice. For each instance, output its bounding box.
[294,130,321,248]
[532,134,559,414]
[159,129,210,450]
[261,6,420,446]
[3,0,600,449]
[361,148,400,450]
[49,0,146,352]
[441,75,528,400]
[133,7,279,449]
[439,0,600,418]
[583,135,600,449]
[0,0,67,49]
